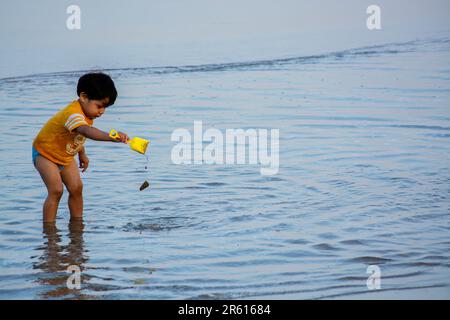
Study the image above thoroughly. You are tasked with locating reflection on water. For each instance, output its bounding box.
[33,220,91,299]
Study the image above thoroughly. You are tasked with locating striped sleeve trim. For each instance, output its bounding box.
[65,113,88,132]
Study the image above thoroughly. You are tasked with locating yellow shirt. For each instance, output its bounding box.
[33,100,93,165]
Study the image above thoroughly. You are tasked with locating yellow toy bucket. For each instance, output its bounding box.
[109,129,149,155]
[128,136,149,154]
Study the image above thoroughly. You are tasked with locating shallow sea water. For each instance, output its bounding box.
[0,38,449,299]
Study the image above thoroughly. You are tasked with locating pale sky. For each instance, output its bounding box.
[1,0,450,77]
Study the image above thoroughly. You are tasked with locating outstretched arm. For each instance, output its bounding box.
[75,125,129,142]
[75,125,115,141]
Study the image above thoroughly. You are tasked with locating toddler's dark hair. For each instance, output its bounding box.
[77,73,117,106]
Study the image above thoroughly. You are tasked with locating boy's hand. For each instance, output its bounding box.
[116,132,130,143]
[78,153,89,172]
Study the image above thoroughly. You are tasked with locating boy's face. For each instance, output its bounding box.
[79,93,110,120]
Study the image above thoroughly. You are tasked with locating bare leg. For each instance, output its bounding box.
[61,159,83,221]
[34,156,64,223]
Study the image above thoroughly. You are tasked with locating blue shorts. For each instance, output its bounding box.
[32,146,65,171]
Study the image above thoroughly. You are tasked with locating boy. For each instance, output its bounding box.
[33,73,129,223]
